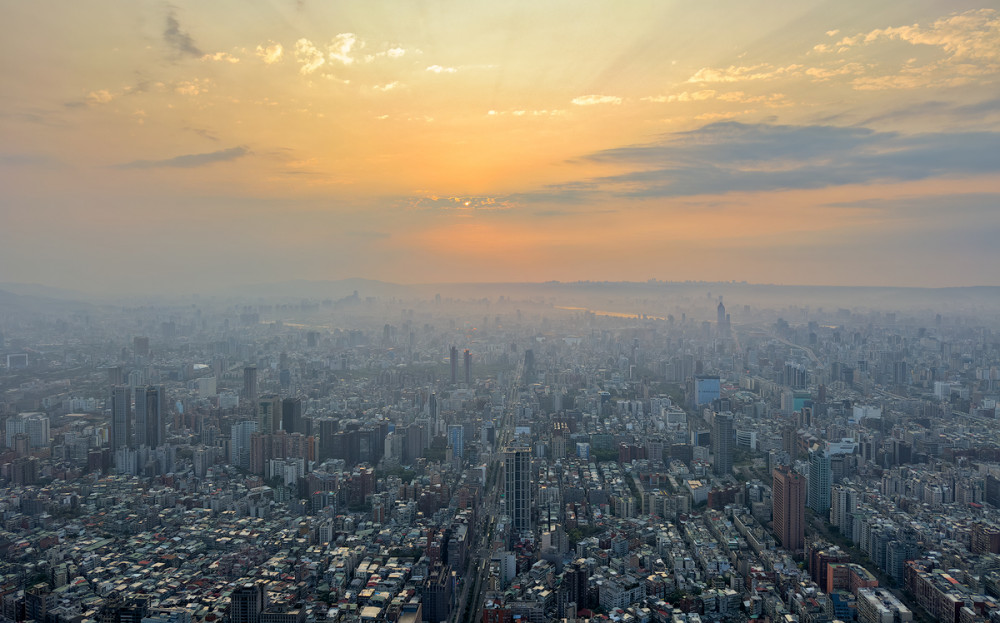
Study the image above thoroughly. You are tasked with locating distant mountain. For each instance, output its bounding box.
[0,282,88,300]
[0,287,93,314]
[214,278,413,301]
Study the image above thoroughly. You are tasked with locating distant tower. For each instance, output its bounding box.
[450,346,458,384]
[243,366,258,408]
[504,446,532,532]
[463,349,471,385]
[134,385,165,448]
[773,465,806,553]
[107,366,124,386]
[281,397,302,434]
[712,413,733,476]
[717,298,730,336]
[110,386,132,452]
[524,349,535,383]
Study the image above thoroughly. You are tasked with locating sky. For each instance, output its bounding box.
[2,0,999,294]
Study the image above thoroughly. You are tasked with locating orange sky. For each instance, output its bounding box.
[2,1,999,293]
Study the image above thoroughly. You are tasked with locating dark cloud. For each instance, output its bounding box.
[164,10,202,58]
[185,127,219,142]
[117,146,248,169]
[539,121,1000,199]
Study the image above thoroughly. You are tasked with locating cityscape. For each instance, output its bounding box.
[0,281,999,623]
[3,2,1000,623]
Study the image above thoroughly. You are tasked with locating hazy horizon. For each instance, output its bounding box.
[3,1,999,292]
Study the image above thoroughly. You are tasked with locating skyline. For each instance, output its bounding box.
[3,1,1000,294]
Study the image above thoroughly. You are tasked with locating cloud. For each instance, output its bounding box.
[328,33,357,65]
[404,195,515,211]
[539,121,1000,198]
[201,51,239,64]
[295,39,325,74]
[371,82,399,92]
[426,65,457,73]
[256,42,284,64]
[837,9,1000,61]
[687,63,803,83]
[116,146,249,169]
[571,94,622,106]
[87,90,115,104]
[163,10,202,58]
[386,47,406,58]
[642,90,716,103]
[175,79,210,96]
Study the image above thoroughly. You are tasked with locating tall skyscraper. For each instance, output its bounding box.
[258,395,281,434]
[773,465,806,553]
[505,446,532,532]
[134,385,165,448]
[464,349,471,385]
[712,413,734,476]
[282,397,302,434]
[243,365,258,409]
[450,346,458,384]
[448,424,465,460]
[524,349,535,383]
[110,385,132,452]
[808,449,832,514]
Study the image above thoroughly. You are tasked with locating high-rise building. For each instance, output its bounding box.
[258,395,281,434]
[773,465,806,553]
[808,449,832,514]
[110,386,132,452]
[134,386,165,448]
[281,397,302,434]
[229,582,266,623]
[450,346,458,384]
[5,413,50,449]
[524,349,535,382]
[243,366,258,409]
[694,375,721,406]
[448,424,465,460]
[504,446,532,532]
[712,413,734,476]
[231,421,259,470]
[464,349,471,385]
[831,485,858,530]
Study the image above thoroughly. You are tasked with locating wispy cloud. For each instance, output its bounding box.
[201,51,239,64]
[571,94,622,106]
[832,9,1000,61]
[117,146,248,169]
[164,10,202,59]
[404,195,515,211]
[426,65,457,74]
[687,63,803,83]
